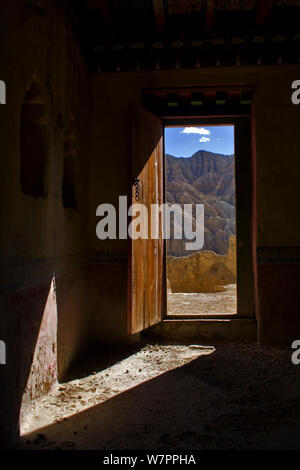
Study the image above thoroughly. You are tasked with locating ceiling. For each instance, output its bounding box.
[70,0,300,71]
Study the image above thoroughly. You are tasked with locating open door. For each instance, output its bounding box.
[128,104,164,335]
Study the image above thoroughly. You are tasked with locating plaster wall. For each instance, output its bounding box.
[0,0,92,448]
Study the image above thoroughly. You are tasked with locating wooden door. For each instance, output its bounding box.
[128,104,164,335]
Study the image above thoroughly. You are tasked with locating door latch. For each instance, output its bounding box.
[133,178,141,201]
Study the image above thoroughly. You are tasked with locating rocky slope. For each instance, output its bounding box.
[167,235,237,293]
[165,150,235,256]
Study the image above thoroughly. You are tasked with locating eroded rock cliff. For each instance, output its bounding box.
[165,150,235,256]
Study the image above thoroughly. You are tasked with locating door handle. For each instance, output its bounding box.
[133,178,141,201]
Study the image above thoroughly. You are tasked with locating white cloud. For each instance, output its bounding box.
[199,137,210,143]
[181,127,211,135]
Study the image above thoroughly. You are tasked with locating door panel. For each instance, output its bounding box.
[128,104,164,335]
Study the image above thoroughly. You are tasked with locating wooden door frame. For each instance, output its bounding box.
[127,106,257,334]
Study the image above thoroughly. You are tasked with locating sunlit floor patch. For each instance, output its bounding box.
[20,344,215,436]
[19,344,300,451]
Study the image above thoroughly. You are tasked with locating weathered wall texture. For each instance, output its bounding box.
[90,64,300,346]
[19,277,57,428]
[0,1,92,448]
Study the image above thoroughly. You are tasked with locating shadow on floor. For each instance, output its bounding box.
[18,343,300,450]
[61,342,146,382]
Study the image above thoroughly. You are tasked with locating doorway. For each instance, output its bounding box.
[128,101,256,335]
[164,124,237,317]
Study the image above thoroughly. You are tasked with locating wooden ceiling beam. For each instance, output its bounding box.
[153,0,166,32]
[205,0,216,29]
[255,0,274,27]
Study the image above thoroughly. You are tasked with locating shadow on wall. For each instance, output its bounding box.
[85,263,132,346]
[0,277,54,448]
[55,266,90,382]
[1,266,90,448]
[19,277,58,427]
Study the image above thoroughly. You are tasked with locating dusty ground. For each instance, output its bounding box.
[17,342,300,450]
[167,284,237,315]
[20,344,211,437]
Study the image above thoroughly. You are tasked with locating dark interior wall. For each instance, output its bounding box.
[0,1,92,448]
[253,71,300,345]
[90,65,300,346]
[89,76,140,344]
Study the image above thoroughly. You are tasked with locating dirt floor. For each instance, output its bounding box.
[167,284,237,315]
[17,341,300,450]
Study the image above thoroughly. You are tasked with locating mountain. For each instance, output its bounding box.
[165,150,235,257]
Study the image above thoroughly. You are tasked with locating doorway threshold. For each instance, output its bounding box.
[142,317,256,343]
[166,313,238,320]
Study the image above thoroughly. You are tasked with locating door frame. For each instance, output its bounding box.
[163,115,256,320]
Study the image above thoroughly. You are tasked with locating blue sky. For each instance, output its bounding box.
[164,125,235,158]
